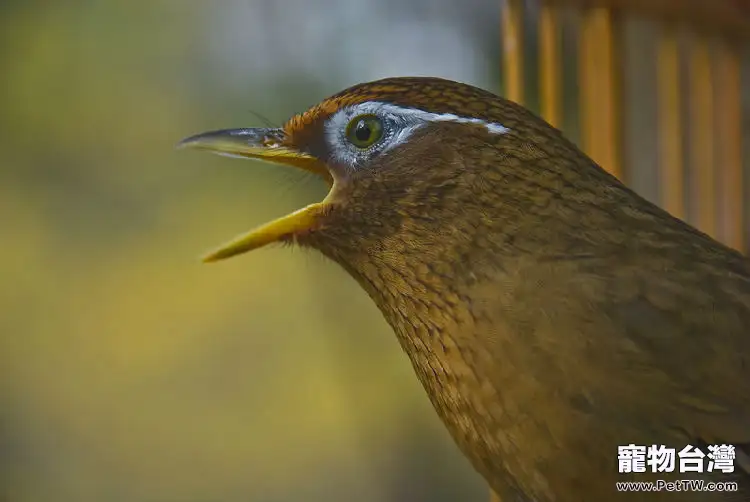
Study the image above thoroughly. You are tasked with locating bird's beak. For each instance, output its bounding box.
[177,128,333,262]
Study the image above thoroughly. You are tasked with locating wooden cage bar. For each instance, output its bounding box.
[656,25,685,220]
[715,40,745,252]
[688,34,718,239]
[501,0,748,253]
[539,2,562,128]
[578,6,621,179]
[502,0,525,105]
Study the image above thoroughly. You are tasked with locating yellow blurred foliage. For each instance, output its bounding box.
[0,2,482,501]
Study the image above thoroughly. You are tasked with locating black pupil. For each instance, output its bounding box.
[354,120,372,142]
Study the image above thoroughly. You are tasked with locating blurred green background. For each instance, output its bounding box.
[0,1,500,501]
[2,1,748,501]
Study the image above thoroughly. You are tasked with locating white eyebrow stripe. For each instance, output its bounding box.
[386,105,511,134]
[324,101,510,167]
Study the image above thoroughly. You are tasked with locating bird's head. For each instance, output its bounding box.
[179,77,618,277]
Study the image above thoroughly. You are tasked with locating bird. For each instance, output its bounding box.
[178,77,750,501]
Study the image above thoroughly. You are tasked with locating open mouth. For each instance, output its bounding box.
[177,128,334,262]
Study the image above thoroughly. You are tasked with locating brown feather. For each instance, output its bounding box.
[285,78,750,500]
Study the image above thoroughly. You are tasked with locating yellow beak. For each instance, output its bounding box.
[177,128,333,262]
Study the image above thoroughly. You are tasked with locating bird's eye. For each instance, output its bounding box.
[345,114,384,149]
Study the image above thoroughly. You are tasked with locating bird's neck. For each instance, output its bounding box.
[305,143,637,362]
[314,231,516,477]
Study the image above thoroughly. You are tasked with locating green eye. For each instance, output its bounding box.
[345,114,384,149]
